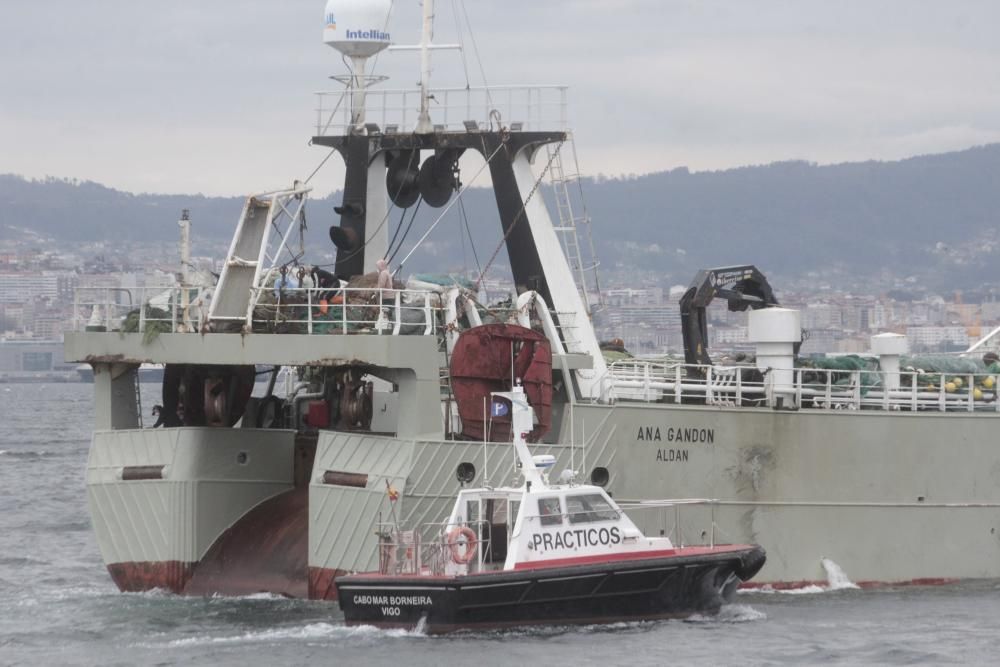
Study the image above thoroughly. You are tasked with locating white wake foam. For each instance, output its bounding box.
[749,558,859,595]
[821,558,860,590]
[687,604,766,623]
[149,621,431,648]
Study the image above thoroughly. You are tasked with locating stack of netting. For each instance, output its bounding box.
[122,305,173,343]
[253,270,405,334]
[900,355,994,396]
[797,355,881,395]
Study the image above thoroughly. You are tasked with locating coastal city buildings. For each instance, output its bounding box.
[2,232,997,379]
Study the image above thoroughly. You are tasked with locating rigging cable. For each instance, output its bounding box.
[458,0,493,107]
[328,137,423,268]
[385,205,409,263]
[474,141,564,291]
[451,0,472,89]
[394,140,506,275]
[387,198,422,264]
[458,196,484,282]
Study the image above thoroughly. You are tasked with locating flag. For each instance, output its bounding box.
[387,485,399,502]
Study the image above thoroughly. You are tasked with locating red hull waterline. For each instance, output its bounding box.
[105,563,963,601]
[96,485,960,599]
[108,487,311,598]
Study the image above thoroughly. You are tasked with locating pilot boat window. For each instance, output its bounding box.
[538,497,562,526]
[566,493,618,524]
[466,499,479,526]
[483,498,509,564]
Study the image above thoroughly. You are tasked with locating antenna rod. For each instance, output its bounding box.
[350,56,369,128]
[570,401,575,478]
[178,209,191,332]
[416,0,435,133]
[482,396,489,486]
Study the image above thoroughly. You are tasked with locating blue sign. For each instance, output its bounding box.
[491,401,509,417]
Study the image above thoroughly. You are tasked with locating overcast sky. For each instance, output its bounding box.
[2,0,999,196]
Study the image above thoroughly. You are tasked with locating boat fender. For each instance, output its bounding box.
[447,526,478,564]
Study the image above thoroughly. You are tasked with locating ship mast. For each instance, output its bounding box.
[416,0,435,134]
[178,209,192,332]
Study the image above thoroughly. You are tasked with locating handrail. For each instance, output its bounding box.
[601,358,1000,413]
[314,85,570,136]
[71,285,445,338]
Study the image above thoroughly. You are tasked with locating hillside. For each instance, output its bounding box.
[4,144,1000,288]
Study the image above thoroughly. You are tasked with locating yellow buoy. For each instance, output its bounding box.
[945,382,957,393]
[953,377,964,388]
[984,377,995,389]
[974,388,984,400]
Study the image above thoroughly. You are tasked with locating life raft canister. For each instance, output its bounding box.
[447,526,478,564]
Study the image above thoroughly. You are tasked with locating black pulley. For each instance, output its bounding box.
[418,154,457,208]
[328,226,359,251]
[456,462,476,485]
[386,151,421,209]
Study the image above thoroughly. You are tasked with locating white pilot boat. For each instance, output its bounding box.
[335,386,766,632]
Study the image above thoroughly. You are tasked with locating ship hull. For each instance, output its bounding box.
[565,401,1000,586]
[86,402,1000,596]
[335,546,765,633]
[308,404,1000,589]
[86,427,313,596]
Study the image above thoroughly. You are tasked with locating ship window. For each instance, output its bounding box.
[466,500,479,527]
[566,494,618,524]
[537,497,562,526]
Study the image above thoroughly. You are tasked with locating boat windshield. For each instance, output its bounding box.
[538,497,563,526]
[565,493,619,524]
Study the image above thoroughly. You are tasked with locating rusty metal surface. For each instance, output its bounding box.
[308,566,347,601]
[293,434,318,488]
[120,465,164,481]
[450,324,553,442]
[321,470,369,487]
[107,487,310,597]
[107,561,194,594]
[183,487,309,598]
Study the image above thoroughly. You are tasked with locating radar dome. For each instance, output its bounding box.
[323,0,393,58]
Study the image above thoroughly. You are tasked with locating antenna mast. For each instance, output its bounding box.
[178,209,192,332]
[416,0,435,133]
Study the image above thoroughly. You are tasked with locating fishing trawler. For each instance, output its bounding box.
[336,386,765,632]
[64,0,1000,599]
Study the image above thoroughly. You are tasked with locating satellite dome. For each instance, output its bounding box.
[323,0,393,59]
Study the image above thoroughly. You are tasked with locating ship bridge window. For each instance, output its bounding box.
[537,497,562,526]
[566,494,618,524]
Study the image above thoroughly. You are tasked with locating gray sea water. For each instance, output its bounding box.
[2,383,1000,666]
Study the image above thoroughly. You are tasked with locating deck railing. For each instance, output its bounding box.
[376,520,494,576]
[315,85,569,136]
[72,286,447,338]
[603,359,1000,413]
[246,286,441,336]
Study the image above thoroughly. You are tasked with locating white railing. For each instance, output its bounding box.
[73,286,195,335]
[602,359,1000,413]
[73,286,445,338]
[376,519,493,576]
[315,85,569,136]
[246,286,441,336]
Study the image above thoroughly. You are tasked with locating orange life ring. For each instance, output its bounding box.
[447,526,478,564]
